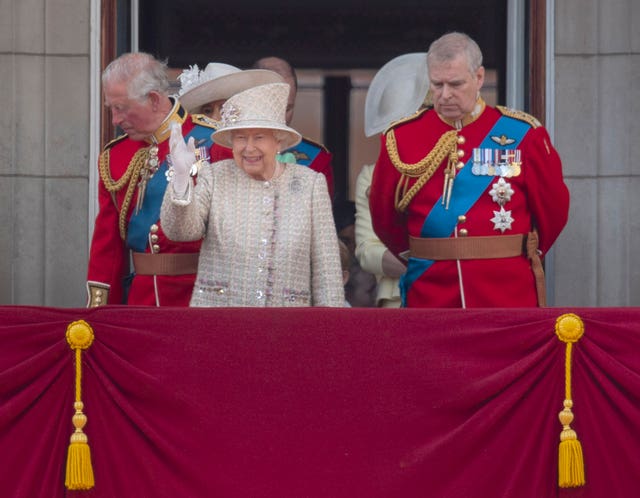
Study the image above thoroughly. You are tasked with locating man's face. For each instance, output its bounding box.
[104,80,158,141]
[428,54,484,122]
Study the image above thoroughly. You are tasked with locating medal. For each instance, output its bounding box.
[490,207,514,233]
[472,148,481,175]
[488,177,515,232]
[510,149,522,177]
[489,177,514,206]
[135,142,159,214]
[471,147,522,178]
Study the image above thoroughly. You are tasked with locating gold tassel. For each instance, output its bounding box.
[65,320,96,490]
[555,313,585,488]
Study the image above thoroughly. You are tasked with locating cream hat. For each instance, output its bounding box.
[212,82,302,150]
[177,63,284,113]
[364,53,429,137]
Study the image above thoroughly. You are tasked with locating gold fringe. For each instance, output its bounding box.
[65,320,96,491]
[99,148,149,240]
[386,129,459,212]
[555,313,586,488]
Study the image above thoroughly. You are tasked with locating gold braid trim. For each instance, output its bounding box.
[98,148,148,240]
[386,129,459,212]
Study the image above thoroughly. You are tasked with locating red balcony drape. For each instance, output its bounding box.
[1,305,639,497]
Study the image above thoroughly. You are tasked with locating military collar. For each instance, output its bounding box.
[438,97,486,130]
[146,97,187,144]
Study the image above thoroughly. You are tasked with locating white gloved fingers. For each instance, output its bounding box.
[169,122,185,156]
[169,123,195,170]
[187,136,196,155]
[168,123,193,195]
[169,124,196,172]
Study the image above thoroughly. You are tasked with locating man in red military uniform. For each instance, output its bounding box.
[370,32,570,308]
[86,53,268,306]
[253,56,335,200]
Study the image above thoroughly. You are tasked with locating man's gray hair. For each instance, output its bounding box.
[102,52,170,101]
[427,32,483,74]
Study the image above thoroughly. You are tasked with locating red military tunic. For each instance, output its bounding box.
[86,102,231,306]
[370,100,569,308]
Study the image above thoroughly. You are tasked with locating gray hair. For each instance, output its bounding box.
[427,32,483,74]
[102,52,170,101]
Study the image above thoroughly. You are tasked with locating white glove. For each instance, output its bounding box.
[168,122,196,195]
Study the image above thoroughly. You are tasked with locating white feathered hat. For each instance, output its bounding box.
[177,63,284,114]
[364,53,430,137]
[211,82,302,150]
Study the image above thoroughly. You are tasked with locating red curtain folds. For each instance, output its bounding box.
[0,306,639,498]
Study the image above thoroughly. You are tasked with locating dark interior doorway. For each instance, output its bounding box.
[138,0,507,81]
[110,0,512,202]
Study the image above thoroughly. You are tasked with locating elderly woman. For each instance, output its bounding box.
[160,82,345,307]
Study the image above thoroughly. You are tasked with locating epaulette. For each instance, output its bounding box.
[103,133,128,150]
[301,136,330,153]
[191,113,221,129]
[383,107,429,135]
[496,105,541,128]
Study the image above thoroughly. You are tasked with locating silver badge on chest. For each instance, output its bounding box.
[488,177,515,232]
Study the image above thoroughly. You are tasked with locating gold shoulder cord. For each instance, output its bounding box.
[98,148,148,240]
[386,129,459,212]
[496,105,540,128]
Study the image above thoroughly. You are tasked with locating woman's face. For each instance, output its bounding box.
[231,128,280,180]
[200,99,226,121]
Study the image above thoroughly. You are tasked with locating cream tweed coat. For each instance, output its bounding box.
[161,160,345,307]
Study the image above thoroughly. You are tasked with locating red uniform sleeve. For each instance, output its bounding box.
[520,126,570,254]
[369,134,409,257]
[309,149,335,201]
[86,155,129,304]
[209,143,233,163]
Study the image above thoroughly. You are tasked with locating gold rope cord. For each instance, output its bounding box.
[65,320,95,490]
[386,129,459,212]
[99,148,149,240]
[555,313,586,488]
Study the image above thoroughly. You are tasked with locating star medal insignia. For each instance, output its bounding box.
[491,207,514,233]
[489,177,514,206]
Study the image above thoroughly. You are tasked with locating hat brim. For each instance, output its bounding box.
[364,53,429,137]
[179,70,284,113]
[212,121,302,151]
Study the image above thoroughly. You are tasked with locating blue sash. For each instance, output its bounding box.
[281,138,322,167]
[127,125,214,251]
[400,115,530,304]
